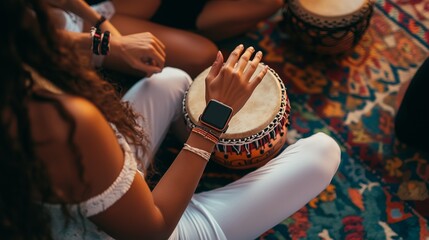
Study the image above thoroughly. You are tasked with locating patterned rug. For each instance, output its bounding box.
[154,0,429,239]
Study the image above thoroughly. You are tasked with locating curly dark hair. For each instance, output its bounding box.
[0,0,148,239]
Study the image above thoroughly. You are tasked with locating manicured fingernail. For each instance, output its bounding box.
[238,44,244,49]
[257,51,262,57]
[216,51,222,61]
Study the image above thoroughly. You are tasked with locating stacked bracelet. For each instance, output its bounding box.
[192,127,219,144]
[194,125,222,139]
[100,31,110,55]
[183,144,211,162]
[90,27,102,55]
[90,18,110,56]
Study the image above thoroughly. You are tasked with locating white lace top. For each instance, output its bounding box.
[44,125,139,239]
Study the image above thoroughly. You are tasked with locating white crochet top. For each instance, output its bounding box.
[44,125,139,239]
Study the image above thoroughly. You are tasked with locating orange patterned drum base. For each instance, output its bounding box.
[213,123,288,169]
[183,63,291,169]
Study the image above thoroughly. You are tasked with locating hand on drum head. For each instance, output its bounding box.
[205,44,268,116]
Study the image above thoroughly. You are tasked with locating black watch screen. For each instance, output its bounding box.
[200,100,233,132]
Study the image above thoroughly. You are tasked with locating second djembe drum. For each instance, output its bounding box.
[283,0,374,55]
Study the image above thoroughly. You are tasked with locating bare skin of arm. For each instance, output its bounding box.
[35,45,266,239]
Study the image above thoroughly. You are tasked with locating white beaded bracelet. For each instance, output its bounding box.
[183,143,211,162]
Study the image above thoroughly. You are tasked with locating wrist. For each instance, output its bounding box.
[100,36,123,69]
[195,123,223,139]
[107,36,119,56]
[94,15,106,28]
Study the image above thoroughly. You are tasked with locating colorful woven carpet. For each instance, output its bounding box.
[155,0,429,239]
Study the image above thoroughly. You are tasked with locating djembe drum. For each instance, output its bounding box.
[183,63,291,169]
[283,0,374,55]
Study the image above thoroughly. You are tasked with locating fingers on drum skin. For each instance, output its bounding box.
[243,51,263,81]
[220,65,236,81]
[225,44,245,67]
[204,52,223,103]
[249,65,267,90]
[206,51,224,83]
[236,47,255,72]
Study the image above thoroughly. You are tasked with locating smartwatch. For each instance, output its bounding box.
[199,99,233,133]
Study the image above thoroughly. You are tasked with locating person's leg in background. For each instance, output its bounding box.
[122,67,192,169]
[110,0,218,78]
[175,132,341,240]
[196,0,285,41]
[395,57,429,152]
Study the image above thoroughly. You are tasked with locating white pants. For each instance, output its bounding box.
[123,67,341,240]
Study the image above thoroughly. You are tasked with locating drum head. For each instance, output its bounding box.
[185,63,282,139]
[296,0,366,18]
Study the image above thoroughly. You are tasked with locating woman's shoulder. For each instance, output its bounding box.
[29,94,104,143]
[30,93,125,203]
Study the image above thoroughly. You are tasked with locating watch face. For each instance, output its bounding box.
[200,100,233,131]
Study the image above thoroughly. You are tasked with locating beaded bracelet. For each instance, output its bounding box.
[90,27,102,55]
[192,127,219,144]
[183,144,211,162]
[194,125,222,139]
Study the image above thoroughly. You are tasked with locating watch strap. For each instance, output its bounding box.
[195,124,223,139]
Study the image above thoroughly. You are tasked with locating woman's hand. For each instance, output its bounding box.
[205,44,267,116]
[104,32,166,77]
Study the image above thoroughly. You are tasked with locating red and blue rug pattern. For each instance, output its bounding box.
[155,0,429,238]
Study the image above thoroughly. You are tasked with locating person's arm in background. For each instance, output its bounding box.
[48,0,165,77]
[46,0,121,36]
[59,30,165,77]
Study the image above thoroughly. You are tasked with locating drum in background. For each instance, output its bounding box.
[183,63,291,169]
[283,0,374,55]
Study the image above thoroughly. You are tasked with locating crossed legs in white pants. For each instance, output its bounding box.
[123,67,341,240]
